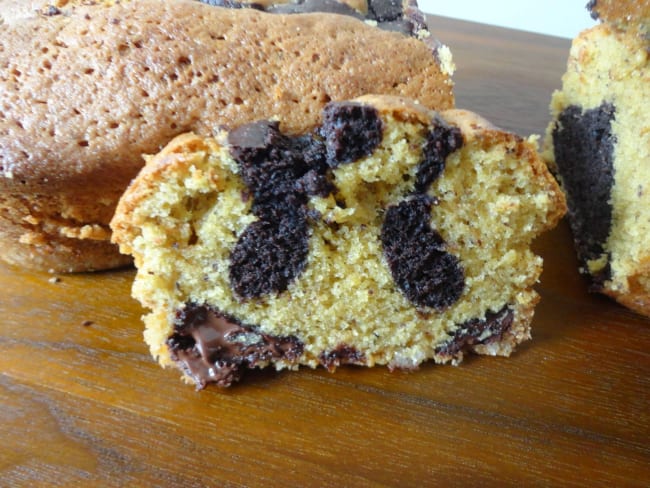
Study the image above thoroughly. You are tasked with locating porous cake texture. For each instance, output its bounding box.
[545,1,650,316]
[0,0,453,272]
[111,95,566,388]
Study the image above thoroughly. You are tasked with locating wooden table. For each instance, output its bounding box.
[1,15,649,487]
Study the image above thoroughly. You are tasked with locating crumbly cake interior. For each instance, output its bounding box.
[112,97,564,386]
[546,23,650,312]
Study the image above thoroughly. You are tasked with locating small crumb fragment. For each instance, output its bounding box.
[82,320,94,327]
[40,5,62,16]
[48,276,61,284]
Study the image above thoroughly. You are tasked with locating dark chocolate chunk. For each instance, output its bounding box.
[228,119,332,299]
[381,196,464,309]
[434,306,514,358]
[368,0,403,22]
[321,102,384,167]
[319,344,366,372]
[229,204,310,299]
[415,120,463,192]
[167,304,303,388]
[552,102,616,285]
[228,120,327,203]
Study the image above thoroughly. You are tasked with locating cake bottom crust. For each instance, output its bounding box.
[0,193,130,273]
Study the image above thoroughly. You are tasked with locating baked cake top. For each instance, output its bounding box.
[0,0,454,193]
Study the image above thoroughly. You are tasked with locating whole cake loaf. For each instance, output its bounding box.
[545,0,650,316]
[111,95,566,388]
[0,0,454,272]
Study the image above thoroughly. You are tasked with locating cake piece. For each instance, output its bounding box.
[111,95,566,388]
[0,0,453,273]
[544,1,650,316]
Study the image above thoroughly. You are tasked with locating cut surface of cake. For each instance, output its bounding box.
[111,95,566,388]
[0,0,453,273]
[545,1,650,316]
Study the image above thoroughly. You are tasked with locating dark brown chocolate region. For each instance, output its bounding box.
[381,121,465,309]
[167,303,365,387]
[167,304,304,388]
[227,102,465,306]
[381,196,464,309]
[319,344,366,372]
[320,100,385,166]
[195,0,418,35]
[227,102,384,299]
[227,120,327,299]
[552,102,616,287]
[169,303,515,387]
[434,306,514,358]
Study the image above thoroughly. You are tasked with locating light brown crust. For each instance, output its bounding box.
[588,0,650,27]
[352,95,436,125]
[601,263,650,317]
[0,0,453,272]
[110,132,219,269]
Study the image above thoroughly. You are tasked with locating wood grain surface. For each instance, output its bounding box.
[1,15,649,488]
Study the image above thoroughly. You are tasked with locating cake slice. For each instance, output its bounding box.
[111,95,566,388]
[544,1,650,316]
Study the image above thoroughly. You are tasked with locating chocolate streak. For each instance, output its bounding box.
[319,344,366,372]
[227,103,383,300]
[381,120,465,310]
[434,306,514,359]
[321,103,384,167]
[552,102,616,287]
[381,196,464,309]
[167,304,303,388]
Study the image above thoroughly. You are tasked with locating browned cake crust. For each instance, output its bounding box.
[0,0,454,272]
[587,0,650,27]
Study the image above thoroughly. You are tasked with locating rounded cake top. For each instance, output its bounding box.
[0,0,453,193]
